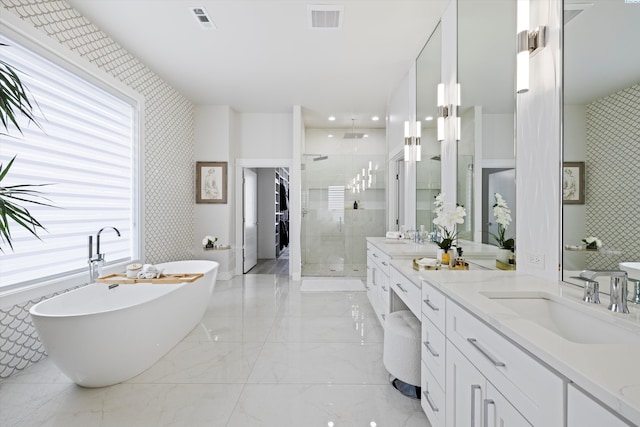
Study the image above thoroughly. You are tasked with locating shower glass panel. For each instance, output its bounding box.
[301,128,387,277]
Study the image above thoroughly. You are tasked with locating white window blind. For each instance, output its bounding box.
[328,185,345,224]
[0,34,137,290]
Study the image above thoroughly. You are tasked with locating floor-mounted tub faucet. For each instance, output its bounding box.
[88,226,121,283]
[579,269,629,314]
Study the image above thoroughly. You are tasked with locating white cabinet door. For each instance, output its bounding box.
[567,384,630,427]
[446,341,486,427]
[485,383,532,427]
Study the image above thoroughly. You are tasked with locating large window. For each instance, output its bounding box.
[0,34,139,290]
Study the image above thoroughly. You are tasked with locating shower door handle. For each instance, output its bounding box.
[338,216,342,232]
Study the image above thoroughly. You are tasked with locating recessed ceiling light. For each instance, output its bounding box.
[328,134,334,138]
[425,116,434,121]
[363,134,369,138]
[328,116,336,121]
[372,116,379,121]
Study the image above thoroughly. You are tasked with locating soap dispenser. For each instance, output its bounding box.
[353,200,358,210]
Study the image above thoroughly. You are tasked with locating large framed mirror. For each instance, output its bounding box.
[562,0,640,285]
[457,0,516,248]
[416,22,442,231]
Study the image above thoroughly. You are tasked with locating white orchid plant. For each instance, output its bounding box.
[433,193,466,251]
[489,193,514,250]
[581,236,602,250]
[202,235,218,247]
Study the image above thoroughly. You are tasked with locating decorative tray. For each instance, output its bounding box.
[495,260,516,271]
[96,273,204,284]
[413,258,441,271]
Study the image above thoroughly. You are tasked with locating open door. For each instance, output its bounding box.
[243,168,258,273]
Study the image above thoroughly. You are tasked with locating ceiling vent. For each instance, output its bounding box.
[308,5,344,29]
[191,7,216,29]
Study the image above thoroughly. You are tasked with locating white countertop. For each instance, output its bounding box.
[367,236,500,260]
[390,259,640,425]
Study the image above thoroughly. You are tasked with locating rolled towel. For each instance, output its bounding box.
[137,271,157,279]
[386,231,401,239]
[416,258,437,267]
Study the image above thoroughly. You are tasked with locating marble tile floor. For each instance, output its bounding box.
[0,274,429,427]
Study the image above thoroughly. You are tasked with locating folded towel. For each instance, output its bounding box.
[417,258,437,267]
[386,231,401,239]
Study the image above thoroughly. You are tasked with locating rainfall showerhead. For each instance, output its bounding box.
[431,155,441,161]
[343,118,364,139]
[313,155,328,162]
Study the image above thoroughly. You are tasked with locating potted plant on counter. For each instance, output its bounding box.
[489,193,515,266]
[433,193,466,265]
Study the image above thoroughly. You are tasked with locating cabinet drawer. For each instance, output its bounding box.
[421,314,446,389]
[421,361,445,427]
[367,243,390,276]
[446,300,563,426]
[390,267,421,317]
[422,280,446,333]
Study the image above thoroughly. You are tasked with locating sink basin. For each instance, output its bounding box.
[482,291,640,345]
[620,262,640,280]
[383,240,407,244]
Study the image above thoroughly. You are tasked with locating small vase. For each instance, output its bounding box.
[496,248,511,265]
[441,250,451,265]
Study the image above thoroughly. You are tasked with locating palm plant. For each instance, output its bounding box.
[1,43,53,251]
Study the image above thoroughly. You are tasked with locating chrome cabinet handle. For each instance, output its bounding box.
[381,314,386,320]
[396,283,407,293]
[423,340,439,357]
[423,298,439,311]
[484,399,495,426]
[467,338,506,367]
[470,384,481,427]
[423,390,439,412]
[373,253,378,258]
[381,286,388,291]
[381,261,388,266]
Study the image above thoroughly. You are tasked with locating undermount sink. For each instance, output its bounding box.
[620,262,640,280]
[482,291,640,345]
[384,240,407,244]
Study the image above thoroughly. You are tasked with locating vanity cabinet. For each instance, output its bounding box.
[445,299,563,426]
[446,341,530,426]
[421,281,447,426]
[567,384,631,427]
[366,243,390,324]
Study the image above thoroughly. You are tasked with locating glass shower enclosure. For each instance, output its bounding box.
[301,128,386,277]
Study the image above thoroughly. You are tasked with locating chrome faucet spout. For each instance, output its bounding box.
[579,269,629,314]
[88,226,121,283]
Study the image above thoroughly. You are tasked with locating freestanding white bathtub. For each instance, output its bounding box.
[29,260,218,387]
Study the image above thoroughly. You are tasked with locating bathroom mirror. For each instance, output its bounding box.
[415,22,442,231]
[457,0,516,246]
[562,0,640,283]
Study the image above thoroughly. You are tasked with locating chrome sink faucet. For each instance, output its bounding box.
[88,226,121,283]
[579,270,629,314]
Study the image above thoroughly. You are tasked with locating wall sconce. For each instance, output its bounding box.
[403,120,422,162]
[516,0,546,94]
[437,83,461,141]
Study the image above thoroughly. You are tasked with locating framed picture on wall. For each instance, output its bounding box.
[562,161,585,204]
[196,161,227,204]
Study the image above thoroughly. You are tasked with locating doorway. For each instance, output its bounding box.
[240,165,290,275]
[482,168,516,245]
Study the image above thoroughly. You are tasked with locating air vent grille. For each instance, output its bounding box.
[191,7,216,29]
[308,5,344,29]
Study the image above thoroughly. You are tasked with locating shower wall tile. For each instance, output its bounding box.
[0,0,194,379]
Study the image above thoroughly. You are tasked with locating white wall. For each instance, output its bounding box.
[238,113,293,159]
[515,0,562,280]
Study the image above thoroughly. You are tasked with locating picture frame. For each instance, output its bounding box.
[196,161,227,204]
[562,161,585,204]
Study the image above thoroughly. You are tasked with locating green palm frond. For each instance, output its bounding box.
[0,156,56,251]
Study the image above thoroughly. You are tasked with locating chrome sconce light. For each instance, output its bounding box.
[437,83,461,141]
[516,0,546,94]
[404,120,422,162]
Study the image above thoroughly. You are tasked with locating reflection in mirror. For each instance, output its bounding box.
[458,0,516,246]
[416,22,442,232]
[562,0,640,283]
